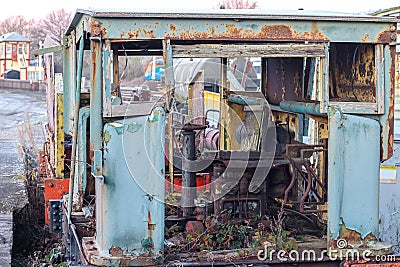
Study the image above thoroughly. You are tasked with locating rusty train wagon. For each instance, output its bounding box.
[39,8,399,266]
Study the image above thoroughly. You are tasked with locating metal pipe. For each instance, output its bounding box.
[279,101,324,116]
[204,128,219,150]
[227,94,259,106]
[300,163,313,213]
[67,36,85,223]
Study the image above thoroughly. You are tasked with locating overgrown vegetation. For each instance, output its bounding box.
[12,113,67,267]
[165,204,299,261]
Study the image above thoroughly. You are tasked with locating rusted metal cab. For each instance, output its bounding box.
[46,8,399,266]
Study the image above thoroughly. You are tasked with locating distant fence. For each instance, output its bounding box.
[0,79,45,92]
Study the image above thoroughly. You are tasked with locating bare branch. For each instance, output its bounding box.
[217,0,259,9]
[37,9,72,45]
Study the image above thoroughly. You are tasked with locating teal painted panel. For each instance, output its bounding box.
[101,107,165,255]
[328,108,380,243]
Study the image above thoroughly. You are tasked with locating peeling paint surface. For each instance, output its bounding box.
[328,108,380,245]
[99,109,165,262]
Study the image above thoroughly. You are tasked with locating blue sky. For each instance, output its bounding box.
[1,0,399,20]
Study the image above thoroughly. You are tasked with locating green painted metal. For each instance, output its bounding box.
[163,39,175,110]
[34,45,62,56]
[90,38,103,176]
[68,36,85,220]
[72,107,90,211]
[67,9,396,44]
[103,40,112,102]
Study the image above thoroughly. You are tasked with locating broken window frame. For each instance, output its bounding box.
[323,44,385,115]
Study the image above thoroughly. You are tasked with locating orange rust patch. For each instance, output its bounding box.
[101,27,107,37]
[209,27,216,37]
[143,29,155,38]
[257,25,293,39]
[165,23,327,41]
[362,34,370,42]
[225,24,243,37]
[109,246,123,257]
[127,29,141,38]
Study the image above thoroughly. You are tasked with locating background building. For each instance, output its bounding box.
[0,32,30,80]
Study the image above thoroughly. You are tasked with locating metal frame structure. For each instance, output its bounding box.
[39,8,399,266]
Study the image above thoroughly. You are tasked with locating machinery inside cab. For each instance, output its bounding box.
[39,9,397,266]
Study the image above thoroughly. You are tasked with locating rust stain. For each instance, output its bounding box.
[330,223,377,249]
[147,211,155,239]
[311,21,318,33]
[225,23,243,36]
[127,29,141,39]
[120,32,125,39]
[169,24,176,31]
[101,27,107,37]
[91,20,102,37]
[380,46,395,160]
[362,34,370,42]
[385,47,395,160]
[109,246,123,257]
[260,24,293,39]
[377,30,391,43]
[143,29,155,38]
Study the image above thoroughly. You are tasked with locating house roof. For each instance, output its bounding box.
[0,32,30,42]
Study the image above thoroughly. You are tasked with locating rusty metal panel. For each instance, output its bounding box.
[266,57,304,105]
[379,46,395,161]
[67,9,397,44]
[329,43,376,103]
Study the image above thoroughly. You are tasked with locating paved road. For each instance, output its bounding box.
[0,89,46,266]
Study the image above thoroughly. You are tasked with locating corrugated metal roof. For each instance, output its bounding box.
[0,32,30,43]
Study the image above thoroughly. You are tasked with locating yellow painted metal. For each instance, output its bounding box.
[204,91,219,110]
[227,103,245,150]
[55,93,65,178]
